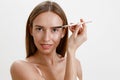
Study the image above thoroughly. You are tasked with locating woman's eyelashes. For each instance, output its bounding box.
[51,26,62,32]
[36,27,43,31]
[34,25,43,32]
[35,25,63,33]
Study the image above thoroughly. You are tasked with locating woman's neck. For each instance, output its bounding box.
[33,51,59,66]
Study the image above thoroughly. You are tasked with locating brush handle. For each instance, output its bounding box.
[63,21,92,28]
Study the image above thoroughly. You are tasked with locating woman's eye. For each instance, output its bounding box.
[36,27,43,31]
[52,28,58,32]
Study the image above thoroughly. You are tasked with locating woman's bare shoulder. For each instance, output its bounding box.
[10,60,31,71]
[10,60,40,80]
[11,60,30,68]
[11,59,28,65]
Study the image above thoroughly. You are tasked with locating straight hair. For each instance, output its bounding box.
[26,1,68,58]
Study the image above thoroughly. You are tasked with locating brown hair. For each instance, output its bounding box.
[26,1,68,58]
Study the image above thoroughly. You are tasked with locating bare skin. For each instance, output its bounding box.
[10,54,82,80]
[10,12,86,80]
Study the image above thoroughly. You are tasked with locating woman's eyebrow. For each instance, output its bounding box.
[34,25,43,28]
[34,25,63,28]
[51,26,63,28]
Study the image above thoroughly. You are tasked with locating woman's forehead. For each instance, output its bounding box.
[33,12,63,27]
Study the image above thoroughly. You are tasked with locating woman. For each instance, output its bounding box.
[10,1,87,80]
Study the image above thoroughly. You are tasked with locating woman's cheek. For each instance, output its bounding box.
[51,35,61,47]
[33,33,41,44]
[53,34,61,41]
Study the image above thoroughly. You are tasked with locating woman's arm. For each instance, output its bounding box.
[64,51,77,80]
[64,19,87,80]
[77,59,82,80]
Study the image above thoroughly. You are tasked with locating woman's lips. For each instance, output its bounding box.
[40,44,52,49]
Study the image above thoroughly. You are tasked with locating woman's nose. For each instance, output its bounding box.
[42,30,51,42]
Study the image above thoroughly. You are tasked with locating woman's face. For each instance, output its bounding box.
[31,12,65,54]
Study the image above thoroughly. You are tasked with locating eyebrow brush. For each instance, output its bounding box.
[63,21,92,28]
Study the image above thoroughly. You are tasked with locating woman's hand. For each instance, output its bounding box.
[67,19,87,55]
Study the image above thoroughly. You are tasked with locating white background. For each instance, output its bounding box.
[0,0,120,80]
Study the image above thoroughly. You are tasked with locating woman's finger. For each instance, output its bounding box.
[72,24,81,38]
[69,25,77,33]
[80,19,87,33]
